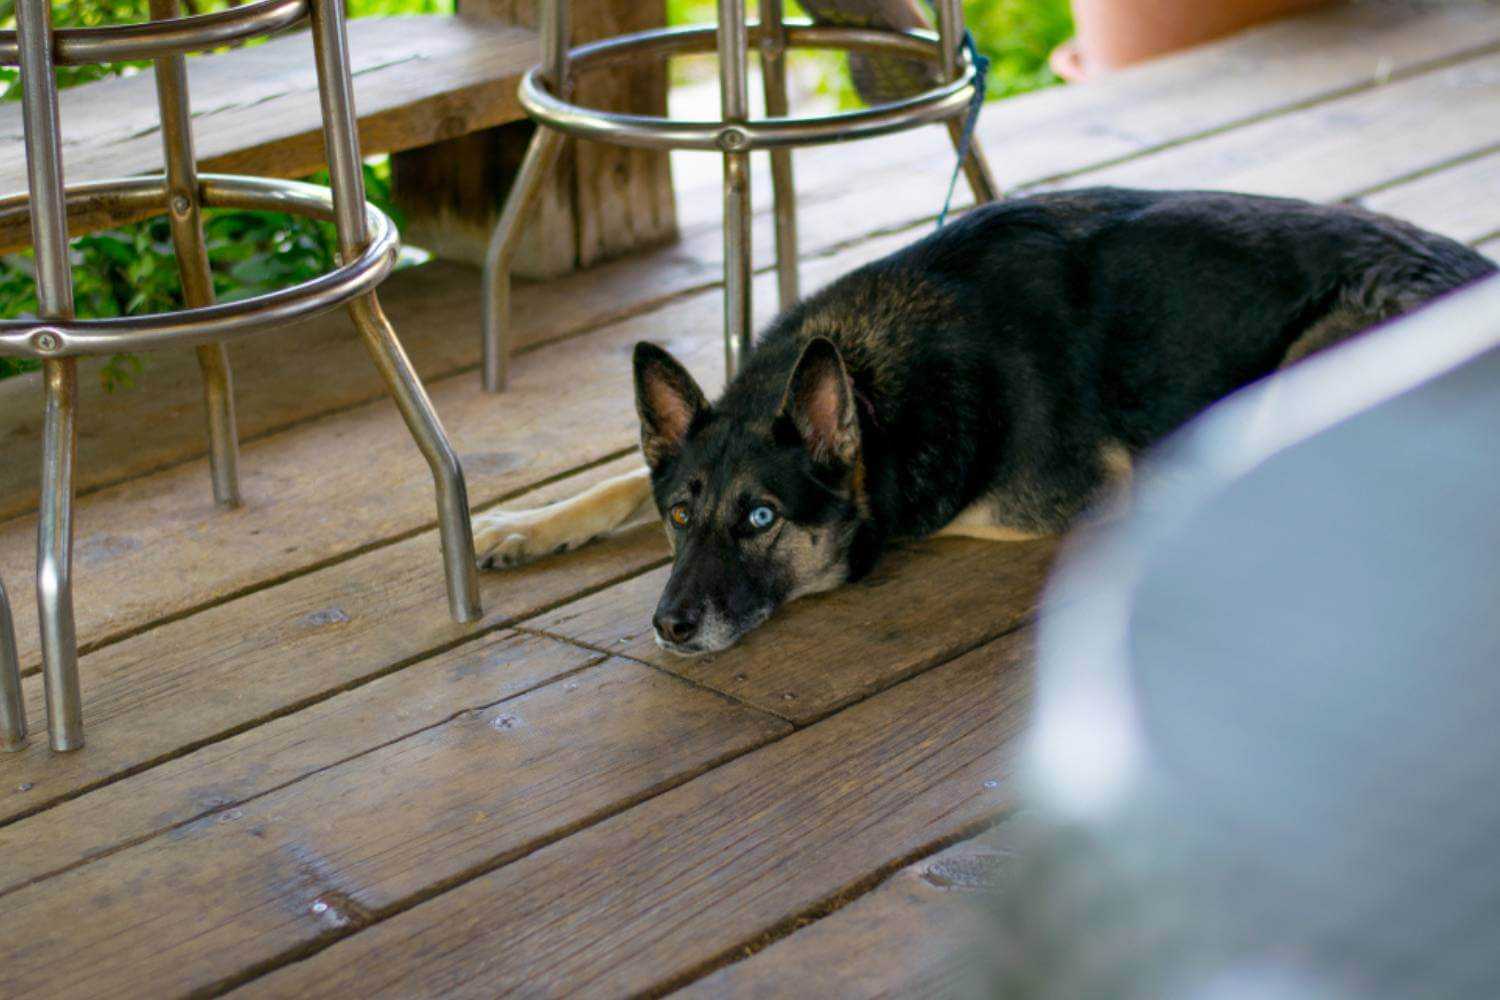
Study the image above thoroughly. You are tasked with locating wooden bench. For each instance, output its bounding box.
[0,4,677,275]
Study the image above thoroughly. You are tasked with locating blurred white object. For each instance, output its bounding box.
[995,273,1500,999]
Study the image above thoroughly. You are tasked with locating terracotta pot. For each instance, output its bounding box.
[1051,0,1332,81]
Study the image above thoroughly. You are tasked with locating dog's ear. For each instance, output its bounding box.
[779,337,859,468]
[634,342,709,470]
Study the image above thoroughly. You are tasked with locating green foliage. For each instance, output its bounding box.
[665,0,1073,103]
[966,0,1073,98]
[0,0,151,98]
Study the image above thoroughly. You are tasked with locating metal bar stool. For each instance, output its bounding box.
[480,0,997,392]
[0,0,482,752]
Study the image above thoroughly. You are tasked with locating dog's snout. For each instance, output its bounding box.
[653,606,701,645]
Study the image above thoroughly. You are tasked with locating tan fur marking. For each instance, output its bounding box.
[1085,440,1135,525]
[934,503,1053,542]
[1278,308,1370,370]
[775,519,854,601]
[475,465,655,568]
[935,441,1135,541]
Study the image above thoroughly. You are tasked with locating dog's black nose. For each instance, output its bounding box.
[654,606,701,645]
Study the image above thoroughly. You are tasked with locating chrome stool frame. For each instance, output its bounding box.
[481,0,998,392]
[0,0,481,752]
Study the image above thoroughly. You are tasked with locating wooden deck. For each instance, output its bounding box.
[2,2,1499,994]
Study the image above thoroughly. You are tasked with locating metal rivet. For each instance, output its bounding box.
[718,127,749,151]
[33,331,59,353]
[170,194,191,215]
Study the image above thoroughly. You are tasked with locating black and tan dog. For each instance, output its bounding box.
[474,188,1494,654]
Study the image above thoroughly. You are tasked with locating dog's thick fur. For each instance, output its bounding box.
[475,188,1495,653]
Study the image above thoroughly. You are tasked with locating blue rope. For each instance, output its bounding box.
[935,30,988,229]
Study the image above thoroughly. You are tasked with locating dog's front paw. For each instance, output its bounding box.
[474,508,573,569]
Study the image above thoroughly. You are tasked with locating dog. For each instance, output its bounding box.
[473,188,1495,654]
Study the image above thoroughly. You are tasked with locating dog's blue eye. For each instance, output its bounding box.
[748,505,777,530]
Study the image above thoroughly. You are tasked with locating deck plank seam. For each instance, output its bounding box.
[1346,139,1500,204]
[6,607,1028,989]
[7,449,645,680]
[509,623,798,722]
[0,554,668,828]
[516,610,1039,729]
[637,671,1036,995]
[1015,36,1500,197]
[197,686,796,998]
[0,653,610,902]
[639,811,1014,999]
[213,621,1033,995]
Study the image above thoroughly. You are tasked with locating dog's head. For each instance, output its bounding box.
[634,337,867,655]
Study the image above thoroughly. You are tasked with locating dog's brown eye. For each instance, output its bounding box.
[669,503,690,528]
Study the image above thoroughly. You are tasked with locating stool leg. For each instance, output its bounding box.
[151,0,242,508]
[935,0,999,205]
[309,0,481,623]
[193,344,241,506]
[1,574,26,752]
[946,118,999,204]
[349,295,481,624]
[719,0,754,378]
[37,360,82,751]
[481,0,571,393]
[481,126,567,393]
[17,0,84,752]
[759,0,799,311]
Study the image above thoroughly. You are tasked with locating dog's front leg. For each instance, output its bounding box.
[475,465,655,568]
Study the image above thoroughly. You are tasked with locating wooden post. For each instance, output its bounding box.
[392,0,678,279]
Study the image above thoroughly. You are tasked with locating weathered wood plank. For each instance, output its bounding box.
[0,455,665,825]
[235,629,1033,999]
[673,824,1019,1000]
[0,17,538,247]
[1070,50,1500,201]
[1358,149,1500,245]
[0,628,603,897]
[0,657,789,999]
[0,228,914,673]
[528,536,1056,724]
